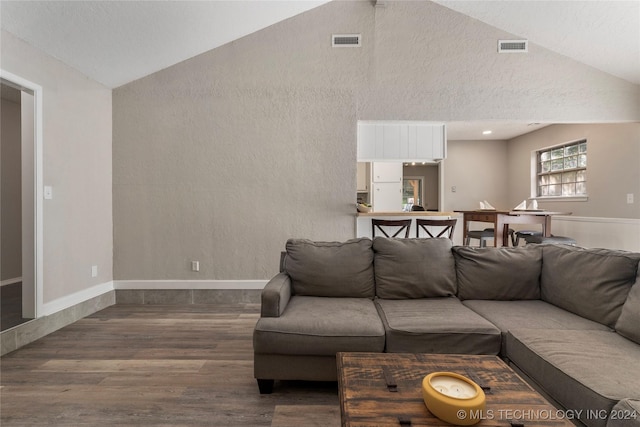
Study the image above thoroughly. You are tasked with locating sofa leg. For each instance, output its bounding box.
[257,379,274,394]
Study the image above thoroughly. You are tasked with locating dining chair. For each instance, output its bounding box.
[465,227,515,247]
[513,230,543,246]
[415,219,457,240]
[465,229,494,247]
[371,219,412,238]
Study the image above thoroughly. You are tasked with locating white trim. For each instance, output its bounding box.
[113,280,268,290]
[1,277,22,286]
[535,196,588,202]
[552,216,640,225]
[41,281,114,316]
[0,69,44,318]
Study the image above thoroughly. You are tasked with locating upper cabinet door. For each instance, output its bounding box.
[372,162,402,183]
[357,121,446,162]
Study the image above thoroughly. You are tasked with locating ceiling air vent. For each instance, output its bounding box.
[332,34,361,47]
[498,40,528,53]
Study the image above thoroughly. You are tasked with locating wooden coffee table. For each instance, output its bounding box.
[337,352,574,427]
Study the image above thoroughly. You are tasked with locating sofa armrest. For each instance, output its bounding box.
[260,272,292,318]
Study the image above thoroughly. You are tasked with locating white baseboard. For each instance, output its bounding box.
[113,280,268,290]
[1,277,22,286]
[42,281,115,316]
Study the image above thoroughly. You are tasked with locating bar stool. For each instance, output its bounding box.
[372,219,412,238]
[416,219,457,240]
[524,235,577,246]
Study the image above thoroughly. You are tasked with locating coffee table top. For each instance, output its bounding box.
[337,352,574,427]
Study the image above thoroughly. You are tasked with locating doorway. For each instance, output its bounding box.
[1,71,43,331]
[402,163,440,211]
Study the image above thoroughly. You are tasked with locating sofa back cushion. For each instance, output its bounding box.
[453,245,542,300]
[373,237,456,299]
[615,274,640,345]
[541,245,640,328]
[284,238,375,298]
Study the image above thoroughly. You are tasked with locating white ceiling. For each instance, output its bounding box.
[434,0,640,86]
[1,0,638,140]
[0,0,330,88]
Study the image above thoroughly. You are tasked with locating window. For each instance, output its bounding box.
[537,139,587,197]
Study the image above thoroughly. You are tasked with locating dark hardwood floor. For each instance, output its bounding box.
[0,304,339,426]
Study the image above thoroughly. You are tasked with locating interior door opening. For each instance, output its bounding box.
[1,72,42,331]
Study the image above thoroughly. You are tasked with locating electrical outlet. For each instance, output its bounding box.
[451,186,457,193]
[91,265,98,277]
[191,261,200,272]
[627,193,634,204]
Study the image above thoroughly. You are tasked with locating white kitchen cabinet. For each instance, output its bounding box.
[372,162,402,183]
[372,182,403,212]
[357,162,370,192]
[357,121,446,162]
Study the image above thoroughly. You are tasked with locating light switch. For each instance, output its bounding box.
[44,186,53,199]
[91,265,98,277]
[627,193,634,204]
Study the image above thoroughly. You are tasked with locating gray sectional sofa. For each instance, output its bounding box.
[253,237,640,427]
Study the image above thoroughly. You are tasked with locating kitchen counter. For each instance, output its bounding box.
[356,211,455,217]
[355,211,454,239]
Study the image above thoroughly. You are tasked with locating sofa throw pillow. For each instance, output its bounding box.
[615,278,640,345]
[453,245,542,301]
[373,237,456,299]
[541,245,640,328]
[284,238,375,298]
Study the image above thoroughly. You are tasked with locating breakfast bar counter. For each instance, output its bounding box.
[356,211,454,238]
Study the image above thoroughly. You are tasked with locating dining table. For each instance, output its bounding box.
[456,210,572,247]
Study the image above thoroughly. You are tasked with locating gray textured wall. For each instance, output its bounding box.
[113,1,640,281]
[2,30,113,303]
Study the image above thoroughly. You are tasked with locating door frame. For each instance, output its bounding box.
[1,69,44,318]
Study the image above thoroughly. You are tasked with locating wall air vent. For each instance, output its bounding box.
[332,34,361,47]
[498,40,528,53]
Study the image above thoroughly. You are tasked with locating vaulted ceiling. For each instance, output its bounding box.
[2,1,638,139]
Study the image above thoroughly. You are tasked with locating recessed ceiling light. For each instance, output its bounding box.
[482,130,493,135]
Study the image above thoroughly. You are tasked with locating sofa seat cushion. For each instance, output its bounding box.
[463,300,612,333]
[375,298,501,354]
[253,296,385,356]
[464,300,612,355]
[507,329,640,427]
